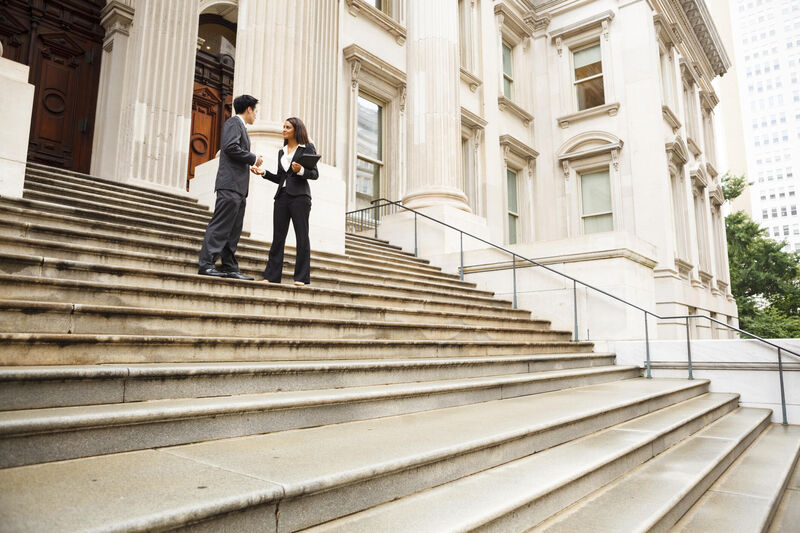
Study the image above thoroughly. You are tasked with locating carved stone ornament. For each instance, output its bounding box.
[350,59,361,89]
[556,36,563,56]
[602,19,609,40]
[562,160,570,178]
[611,148,620,171]
[474,128,483,148]
[400,84,407,112]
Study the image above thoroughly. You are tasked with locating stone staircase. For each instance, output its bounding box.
[0,162,797,532]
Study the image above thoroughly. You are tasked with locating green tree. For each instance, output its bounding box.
[723,173,800,337]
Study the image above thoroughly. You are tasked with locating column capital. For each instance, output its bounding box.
[101,1,135,39]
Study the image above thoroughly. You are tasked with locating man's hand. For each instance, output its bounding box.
[291,162,302,173]
[255,155,263,167]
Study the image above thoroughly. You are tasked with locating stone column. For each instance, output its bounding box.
[92,0,200,192]
[233,0,338,161]
[402,0,469,212]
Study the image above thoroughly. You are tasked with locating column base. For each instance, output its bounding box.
[402,187,472,213]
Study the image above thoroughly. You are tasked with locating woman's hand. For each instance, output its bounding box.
[250,167,265,175]
[291,162,302,173]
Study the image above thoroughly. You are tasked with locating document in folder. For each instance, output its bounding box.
[298,153,321,169]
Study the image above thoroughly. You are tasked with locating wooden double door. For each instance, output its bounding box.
[0,0,104,173]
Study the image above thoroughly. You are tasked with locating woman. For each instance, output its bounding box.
[255,117,319,286]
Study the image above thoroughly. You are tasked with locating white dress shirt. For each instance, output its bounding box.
[280,144,306,186]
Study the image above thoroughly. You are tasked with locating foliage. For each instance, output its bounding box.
[721,173,750,202]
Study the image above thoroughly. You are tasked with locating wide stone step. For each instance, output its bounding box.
[345,240,430,266]
[0,274,533,325]
[0,378,709,532]
[0,330,595,365]
[0,253,509,308]
[346,232,404,252]
[0,365,639,468]
[671,423,800,533]
[0,353,616,411]
[768,456,800,532]
[304,392,740,533]
[24,171,210,216]
[0,300,570,342]
[531,407,772,532]
[0,233,471,291]
[25,163,200,206]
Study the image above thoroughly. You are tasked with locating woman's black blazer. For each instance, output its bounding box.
[263,143,319,199]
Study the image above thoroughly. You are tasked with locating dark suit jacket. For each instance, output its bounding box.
[215,116,258,197]
[263,143,319,199]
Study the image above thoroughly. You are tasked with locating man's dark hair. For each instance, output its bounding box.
[233,95,259,115]
[284,117,310,145]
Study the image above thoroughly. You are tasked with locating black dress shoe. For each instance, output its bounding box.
[198,266,228,277]
[225,271,254,281]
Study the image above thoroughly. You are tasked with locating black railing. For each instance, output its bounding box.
[345,198,796,425]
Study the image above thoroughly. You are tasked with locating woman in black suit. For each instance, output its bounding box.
[255,117,319,286]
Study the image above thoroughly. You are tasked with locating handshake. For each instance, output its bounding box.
[250,154,265,175]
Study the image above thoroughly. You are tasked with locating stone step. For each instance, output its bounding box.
[24,170,211,216]
[0,378,709,532]
[23,187,211,229]
[0,252,510,309]
[345,232,404,251]
[345,240,430,265]
[0,299,571,343]
[531,407,772,532]
[0,199,441,278]
[0,332,595,365]
[25,162,201,206]
[0,353,616,411]
[0,274,533,325]
[671,423,800,533]
[0,233,474,292]
[303,392,741,533]
[0,365,639,468]
[768,455,800,532]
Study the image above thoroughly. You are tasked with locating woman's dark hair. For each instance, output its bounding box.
[284,117,310,145]
[233,94,259,114]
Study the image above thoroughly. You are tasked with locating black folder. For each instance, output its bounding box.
[298,153,321,169]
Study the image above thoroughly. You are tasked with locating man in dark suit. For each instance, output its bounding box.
[197,94,263,280]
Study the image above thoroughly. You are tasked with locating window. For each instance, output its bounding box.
[364,0,382,10]
[793,205,798,215]
[763,209,769,219]
[355,95,383,210]
[580,169,613,233]
[573,43,604,110]
[507,169,519,244]
[773,208,778,217]
[782,207,788,216]
[784,225,790,236]
[502,42,513,99]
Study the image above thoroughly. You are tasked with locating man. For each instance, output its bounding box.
[197,94,263,280]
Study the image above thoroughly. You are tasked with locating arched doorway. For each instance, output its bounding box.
[187,2,238,190]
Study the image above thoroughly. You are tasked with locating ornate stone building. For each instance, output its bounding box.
[0,0,737,340]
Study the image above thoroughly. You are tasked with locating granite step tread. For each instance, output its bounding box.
[768,456,800,532]
[531,407,772,533]
[303,392,741,533]
[0,365,639,467]
[671,423,800,533]
[25,163,200,205]
[0,274,531,322]
[0,378,709,533]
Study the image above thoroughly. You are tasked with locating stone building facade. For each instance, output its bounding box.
[1,0,738,340]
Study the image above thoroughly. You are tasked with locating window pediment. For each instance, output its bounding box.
[550,10,614,54]
[558,131,622,160]
[665,137,689,166]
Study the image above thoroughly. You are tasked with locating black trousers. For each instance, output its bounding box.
[264,190,312,283]
[198,189,247,272]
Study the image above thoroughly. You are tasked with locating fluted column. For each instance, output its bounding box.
[234,0,338,162]
[403,0,469,212]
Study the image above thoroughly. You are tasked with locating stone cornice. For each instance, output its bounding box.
[498,95,534,126]
[101,0,135,40]
[462,246,659,273]
[662,105,682,134]
[495,2,534,41]
[690,165,709,189]
[345,0,407,45]
[677,0,730,77]
[343,44,406,89]
[556,102,620,129]
[500,134,539,161]
[460,68,482,92]
[549,9,614,43]
[461,107,488,130]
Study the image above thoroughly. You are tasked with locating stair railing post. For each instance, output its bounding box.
[778,347,789,425]
[414,212,418,257]
[374,205,378,239]
[685,317,693,380]
[460,232,464,281]
[573,280,578,342]
[512,254,517,309]
[644,312,652,378]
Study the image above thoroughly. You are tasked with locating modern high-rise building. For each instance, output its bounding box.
[730,0,800,252]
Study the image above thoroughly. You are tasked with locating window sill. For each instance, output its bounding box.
[498,95,533,127]
[662,105,682,133]
[345,0,406,45]
[557,102,620,129]
[460,68,482,93]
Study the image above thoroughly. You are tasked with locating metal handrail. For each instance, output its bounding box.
[345,198,795,425]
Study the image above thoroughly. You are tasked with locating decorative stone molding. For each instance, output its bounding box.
[709,184,724,206]
[677,0,731,76]
[556,102,620,129]
[653,14,675,48]
[558,131,623,176]
[460,67,482,93]
[690,166,709,189]
[687,137,702,157]
[675,257,694,277]
[525,12,551,34]
[680,59,698,85]
[494,3,533,43]
[699,89,719,110]
[705,161,718,179]
[101,1,135,40]
[461,107,487,130]
[550,9,615,54]
[662,105,682,134]
[500,134,539,163]
[665,137,689,166]
[345,0,407,45]
[498,95,534,127]
[343,44,406,91]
